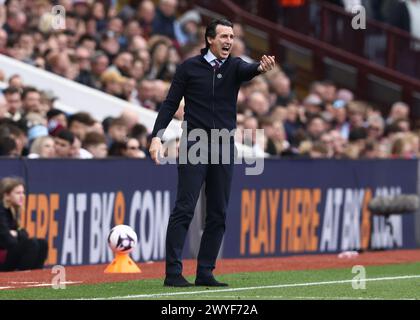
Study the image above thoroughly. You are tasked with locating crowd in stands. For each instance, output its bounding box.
[0,0,418,160]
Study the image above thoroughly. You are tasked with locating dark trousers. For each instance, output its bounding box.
[0,238,48,272]
[166,142,234,277]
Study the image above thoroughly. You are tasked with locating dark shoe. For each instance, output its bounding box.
[164,274,193,287]
[195,276,228,287]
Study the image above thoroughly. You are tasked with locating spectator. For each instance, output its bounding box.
[0,29,8,55]
[3,87,23,122]
[100,69,126,98]
[0,136,18,157]
[3,11,27,39]
[83,132,108,158]
[391,132,419,159]
[136,0,156,39]
[231,37,253,63]
[107,51,134,77]
[1,122,27,156]
[91,2,107,33]
[303,93,323,118]
[269,72,294,106]
[174,9,201,47]
[387,102,410,125]
[306,116,327,141]
[259,117,289,156]
[21,87,42,115]
[283,103,304,143]
[8,74,23,90]
[136,79,156,109]
[68,112,95,141]
[243,116,266,157]
[108,141,127,156]
[131,123,149,153]
[331,99,350,139]
[366,114,385,141]
[347,101,367,129]
[100,31,121,61]
[146,38,174,81]
[246,91,271,116]
[0,177,48,271]
[152,0,178,40]
[106,117,128,147]
[309,140,329,158]
[90,51,110,89]
[47,108,68,134]
[70,136,93,159]
[74,46,95,87]
[27,136,55,158]
[120,109,139,132]
[54,129,74,158]
[124,137,146,158]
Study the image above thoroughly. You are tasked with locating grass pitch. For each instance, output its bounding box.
[0,262,419,300]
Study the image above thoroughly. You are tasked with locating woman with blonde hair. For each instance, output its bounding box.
[28,136,55,158]
[0,177,48,271]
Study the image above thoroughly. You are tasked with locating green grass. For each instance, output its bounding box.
[0,262,419,300]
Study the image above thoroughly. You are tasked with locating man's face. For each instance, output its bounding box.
[109,125,127,142]
[70,120,89,140]
[23,91,41,112]
[54,137,72,157]
[208,25,234,60]
[87,143,108,158]
[5,92,22,114]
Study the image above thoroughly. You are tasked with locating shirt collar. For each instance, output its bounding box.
[204,49,226,65]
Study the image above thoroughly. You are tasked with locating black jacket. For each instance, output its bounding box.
[0,202,28,250]
[152,49,261,139]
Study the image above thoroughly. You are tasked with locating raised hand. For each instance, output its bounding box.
[258,55,276,73]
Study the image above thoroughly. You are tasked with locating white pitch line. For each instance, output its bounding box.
[0,281,83,290]
[87,274,420,300]
[25,281,83,288]
[195,295,415,300]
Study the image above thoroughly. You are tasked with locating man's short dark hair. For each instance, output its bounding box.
[349,127,367,142]
[47,108,66,120]
[83,132,106,148]
[78,34,97,47]
[205,18,233,48]
[21,86,39,99]
[68,112,95,127]
[3,86,21,96]
[0,136,17,156]
[56,129,75,145]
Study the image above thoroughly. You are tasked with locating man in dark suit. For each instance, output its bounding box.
[149,18,275,287]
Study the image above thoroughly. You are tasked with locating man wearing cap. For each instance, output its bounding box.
[149,18,275,287]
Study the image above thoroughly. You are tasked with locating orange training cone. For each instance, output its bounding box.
[104,252,142,273]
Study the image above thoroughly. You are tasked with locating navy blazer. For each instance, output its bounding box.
[152,49,261,139]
